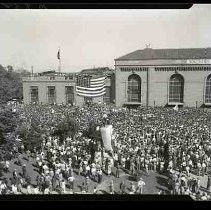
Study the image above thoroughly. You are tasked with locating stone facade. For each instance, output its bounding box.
[115,58,211,107]
[23,48,211,108]
[22,71,114,106]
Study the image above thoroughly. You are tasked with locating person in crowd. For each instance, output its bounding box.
[60,179,66,194]
[137,178,145,194]
[129,181,136,194]
[119,181,126,194]
[44,187,50,194]
[109,180,114,194]
[4,160,10,173]
[97,169,103,184]
[116,162,120,178]
[207,176,211,192]
[93,186,97,194]
[68,174,75,191]
[1,102,211,199]
[13,169,18,181]
[22,164,27,179]
[85,177,90,193]
[33,186,40,194]
[11,183,18,194]
[27,183,32,194]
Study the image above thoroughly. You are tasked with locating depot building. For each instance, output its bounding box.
[114,47,211,108]
[22,67,115,106]
[22,47,211,108]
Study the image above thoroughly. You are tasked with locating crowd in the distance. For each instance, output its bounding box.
[0,102,211,199]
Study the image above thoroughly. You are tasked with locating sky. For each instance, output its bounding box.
[0,5,211,73]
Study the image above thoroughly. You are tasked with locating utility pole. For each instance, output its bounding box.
[31,66,34,76]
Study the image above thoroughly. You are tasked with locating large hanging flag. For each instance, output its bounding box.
[100,124,113,151]
[57,49,60,60]
[76,75,106,97]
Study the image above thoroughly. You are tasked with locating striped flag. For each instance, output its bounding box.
[76,75,106,97]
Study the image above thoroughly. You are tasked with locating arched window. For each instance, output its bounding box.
[127,74,141,102]
[169,74,184,103]
[205,74,211,103]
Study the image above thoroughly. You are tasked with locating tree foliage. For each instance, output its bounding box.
[18,125,43,152]
[0,107,17,145]
[52,117,78,144]
[0,107,20,160]
[0,64,30,104]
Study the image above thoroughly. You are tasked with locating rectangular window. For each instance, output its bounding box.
[205,79,211,103]
[169,80,183,103]
[30,86,39,103]
[128,81,140,102]
[65,86,74,105]
[65,75,74,80]
[47,86,56,104]
[103,86,111,104]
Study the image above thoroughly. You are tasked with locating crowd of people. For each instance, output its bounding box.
[0,102,211,200]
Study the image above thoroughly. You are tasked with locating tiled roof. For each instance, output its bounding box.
[80,67,114,75]
[115,48,211,60]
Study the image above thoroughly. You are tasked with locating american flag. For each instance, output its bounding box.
[76,75,106,97]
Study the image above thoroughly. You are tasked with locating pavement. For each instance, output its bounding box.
[0,153,209,194]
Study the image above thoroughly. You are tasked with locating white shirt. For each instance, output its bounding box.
[138,180,145,187]
[68,177,75,182]
[61,182,66,190]
[55,169,60,175]
[201,196,207,201]
[202,163,206,168]
[44,188,50,194]
[91,168,96,173]
[60,163,66,171]
[34,187,39,194]
[182,162,186,166]
[5,161,10,167]
[12,185,18,194]
[197,163,201,168]
[27,186,32,194]
[86,166,90,171]
[84,161,88,165]
[98,170,102,175]
[43,165,48,171]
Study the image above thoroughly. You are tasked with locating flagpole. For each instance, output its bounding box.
[58,47,61,73]
[59,57,61,73]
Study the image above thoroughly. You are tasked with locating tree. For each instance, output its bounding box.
[0,107,17,145]
[0,64,24,104]
[52,117,78,144]
[0,107,20,161]
[7,65,14,73]
[19,126,43,152]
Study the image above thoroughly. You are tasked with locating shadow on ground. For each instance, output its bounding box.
[155,175,169,190]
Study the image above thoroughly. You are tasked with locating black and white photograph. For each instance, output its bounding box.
[0,5,211,201]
